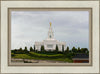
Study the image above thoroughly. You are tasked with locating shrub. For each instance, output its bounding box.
[29,52,64,59]
[11,53,15,57]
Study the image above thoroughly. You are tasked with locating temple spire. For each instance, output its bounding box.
[48,22,54,39]
[50,22,52,27]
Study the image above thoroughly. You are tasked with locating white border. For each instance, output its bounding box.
[1,1,99,73]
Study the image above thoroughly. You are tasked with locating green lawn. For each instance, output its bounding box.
[12,52,73,63]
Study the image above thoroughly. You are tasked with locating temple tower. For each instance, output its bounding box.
[48,22,54,39]
[35,22,66,51]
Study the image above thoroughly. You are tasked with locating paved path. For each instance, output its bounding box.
[11,58,68,63]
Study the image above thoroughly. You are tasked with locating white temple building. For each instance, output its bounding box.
[34,22,66,51]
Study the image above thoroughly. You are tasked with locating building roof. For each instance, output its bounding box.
[72,53,89,59]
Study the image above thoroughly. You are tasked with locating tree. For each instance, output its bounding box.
[19,48,22,51]
[30,47,33,52]
[14,49,17,54]
[66,46,69,53]
[65,46,69,53]
[87,50,89,55]
[77,47,81,53]
[41,45,45,53]
[24,46,28,53]
[18,47,23,54]
[81,48,88,53]
[33,45,35,52]
[72,46,77,53]
[62,45,64,53]
[24,47,27,51]
[55,45,59,53]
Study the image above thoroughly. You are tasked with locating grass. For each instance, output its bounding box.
[12,52,73,63]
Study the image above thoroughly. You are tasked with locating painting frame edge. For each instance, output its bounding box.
[8,8,92,66]
[0,0,100,74]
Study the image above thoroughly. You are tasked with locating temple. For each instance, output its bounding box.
[34,22,66,51]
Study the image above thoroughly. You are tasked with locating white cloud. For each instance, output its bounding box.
[11,11,89,50]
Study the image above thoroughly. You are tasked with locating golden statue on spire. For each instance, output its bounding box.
[49,22,52,27]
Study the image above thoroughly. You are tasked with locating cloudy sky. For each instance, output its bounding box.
[11,11,89,50]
